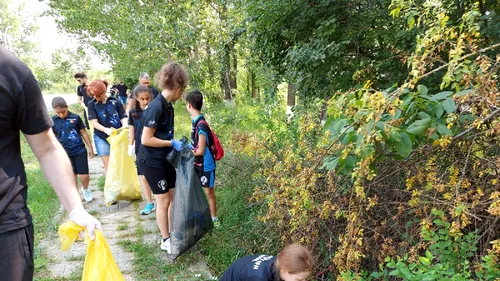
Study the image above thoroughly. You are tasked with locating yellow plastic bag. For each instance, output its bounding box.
[105,128,142,205]
[59,221,125,281]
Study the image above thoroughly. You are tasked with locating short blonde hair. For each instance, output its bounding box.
[276,244,314,274]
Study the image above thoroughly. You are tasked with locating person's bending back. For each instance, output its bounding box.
[219,244,314,281]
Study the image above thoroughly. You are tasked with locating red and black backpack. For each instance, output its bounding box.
[194,119,224,161]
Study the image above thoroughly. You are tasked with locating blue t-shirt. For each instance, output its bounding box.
[52,112,87,156]
[191,115,215,171]
[219,255,279,281]
[128,108,144,154]
[87,97,127,140]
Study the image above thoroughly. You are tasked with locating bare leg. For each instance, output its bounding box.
[155,190,173,239]
[141,175,153,203]
[73,174,79,188]
[79,174,90,190]
[101,156,109,175]
[204,188,217,217]
[168,189,174,231]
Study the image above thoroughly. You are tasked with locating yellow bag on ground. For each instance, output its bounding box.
[59,221,125,281]
[105,128,142,205]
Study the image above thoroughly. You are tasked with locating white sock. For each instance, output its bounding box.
[212,216,218,222]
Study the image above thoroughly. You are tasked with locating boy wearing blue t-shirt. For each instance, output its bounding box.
[51,97,95,202]
[185,90,219,227]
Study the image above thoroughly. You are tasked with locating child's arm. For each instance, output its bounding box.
[193,134,207,156]
[129,125,135,146]
[80,129,94,159]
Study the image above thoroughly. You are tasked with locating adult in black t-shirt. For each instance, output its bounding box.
[219,244,313,281]
[115,79,129,106]
[74,72,92,128]
[0,47,101,280]
[137,63,188,253]
[126,72,160,114]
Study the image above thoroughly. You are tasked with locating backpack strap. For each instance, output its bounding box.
[194,119,215,159]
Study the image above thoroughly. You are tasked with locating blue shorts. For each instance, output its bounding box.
[94,134,110,156]
[119,96,127,106]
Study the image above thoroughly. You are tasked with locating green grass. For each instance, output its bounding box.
[21,136,63,276]
[199,153,280,276]
[97,176,106,191]
[117,222,130,231]
[68,103,85,116]
[173,101,192,140]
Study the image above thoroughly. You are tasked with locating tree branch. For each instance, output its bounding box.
[453,107,500,140]
[419,42,500,80]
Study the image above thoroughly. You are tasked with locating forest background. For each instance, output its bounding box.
[1,0,500,280]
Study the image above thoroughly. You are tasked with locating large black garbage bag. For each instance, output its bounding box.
[165,136,187,167]
[169,143,213,258]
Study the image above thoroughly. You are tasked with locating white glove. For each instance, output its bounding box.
[69,205,102,240]
[127,145,135,157]
[104,127,114,136]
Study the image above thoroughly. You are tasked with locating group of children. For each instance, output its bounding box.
[54,62,313,281]
[53,63,219,245]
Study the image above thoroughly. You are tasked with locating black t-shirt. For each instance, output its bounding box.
[87,97,127,140]
[219,255,280,281]
[77,84,92,107]
[52,112,87,156]
[116,84,128,97]
[131,85,160,99]
[0,46,53,234]
[128,108,145,154]
[137,95,174,167]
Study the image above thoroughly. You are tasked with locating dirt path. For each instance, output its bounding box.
[37,155,214,280]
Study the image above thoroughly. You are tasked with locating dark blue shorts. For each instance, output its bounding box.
[69,152,89,175]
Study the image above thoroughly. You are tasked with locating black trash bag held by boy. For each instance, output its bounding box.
[169,142,213,258]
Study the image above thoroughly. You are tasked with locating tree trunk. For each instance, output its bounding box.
[230,46,237,90]
[251,70,257,99]
[221,44,232,100]
[287,83,295,107]
[206,43,214,78]
[320,98,329,123]
[287,83,295,116]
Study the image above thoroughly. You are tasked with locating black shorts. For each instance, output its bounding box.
[138,160,176,194]
[0,224,34,281]
[135,160,143,176]
[69,152,89,175]
[196,169,215,188]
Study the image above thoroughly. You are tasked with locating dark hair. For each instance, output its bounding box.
[186,90,203,111]
[51,96,68,109]
[132,85,151,119]
[74,72,87,79]
[156,62,189,91]
[276,244,314,274]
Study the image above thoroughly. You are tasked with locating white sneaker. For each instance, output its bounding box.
[160,237,171,253]
[83,189,93,202]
